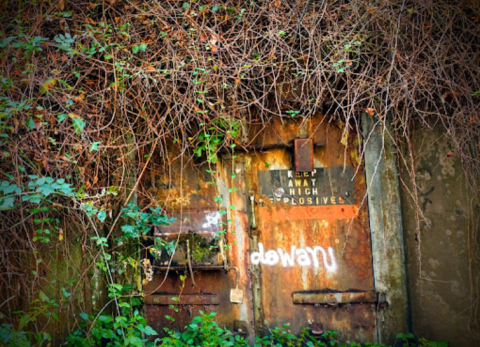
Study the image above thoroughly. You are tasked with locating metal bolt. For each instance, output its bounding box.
[274,187,285,198]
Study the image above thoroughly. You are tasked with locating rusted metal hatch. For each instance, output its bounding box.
[144,116,377,342]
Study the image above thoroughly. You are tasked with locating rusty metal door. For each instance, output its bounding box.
[235,118,377,341]
[144,117,377,342]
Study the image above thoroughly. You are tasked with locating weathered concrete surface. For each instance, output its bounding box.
[362,114,409,344]
[400,125,480,346]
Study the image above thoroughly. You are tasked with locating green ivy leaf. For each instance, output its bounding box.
[143,325,157,336]
[0,196,14,210]
[26,118,35,130]
[40,79,57,94]
[97,210,106,222]
[2,183,21,195]
[62,287,71,297]
[132,45,139,54]
[99,315,113,323]
[68,114,86,136]
[22,194,42,204]
[39,291,49,302]
[37,184,55,196]
[121,225,136,235]
[58,114,67,123]
[79,312,89,321]
[139,43,147,51]
[89,141,102,152]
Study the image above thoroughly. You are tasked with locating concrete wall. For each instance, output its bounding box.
[362,115,409,344]
[400,125,480,346]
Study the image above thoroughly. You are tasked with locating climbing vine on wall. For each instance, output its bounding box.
[0,0,479,344]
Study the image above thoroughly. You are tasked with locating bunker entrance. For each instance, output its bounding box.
[144,117,378,342]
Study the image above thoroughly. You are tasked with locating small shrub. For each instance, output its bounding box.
[156,311,249,347]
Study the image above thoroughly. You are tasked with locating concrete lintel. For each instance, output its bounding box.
[362,114,409,343]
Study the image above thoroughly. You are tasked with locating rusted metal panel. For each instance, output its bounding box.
[243,118,376,341]
[144,270,243,335]
[143,145,229,269]
[293,291,378,305]
[247,116,327,149]
[144,152,255,338]
[294,139,314,172]
[145,116,375,343]
[143,149,249,335]
[145,294,220,305]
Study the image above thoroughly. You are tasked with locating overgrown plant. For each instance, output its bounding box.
[0,0,479,345]
[0,172,174,346]
[153,312,447,347]
[65,284,157,347]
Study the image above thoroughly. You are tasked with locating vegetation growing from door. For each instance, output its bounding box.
[0,0,479,345]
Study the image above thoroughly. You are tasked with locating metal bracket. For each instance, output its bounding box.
[293,291,387,307]
[145,294,219,305]
[227,266,243,304]
[249,194,257,231]
[294,139,314,172]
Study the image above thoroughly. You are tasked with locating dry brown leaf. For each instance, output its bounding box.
[34,119,42,131]
[144,64,156,72]
[73,93,85,103]
[210,36,218,45]
[365,108,375,116]
[42,158,49,171]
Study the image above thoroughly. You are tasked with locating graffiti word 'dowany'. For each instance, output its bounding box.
[250,243,338,272]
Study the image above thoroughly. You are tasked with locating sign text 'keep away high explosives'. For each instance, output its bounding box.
[257,166,356,206]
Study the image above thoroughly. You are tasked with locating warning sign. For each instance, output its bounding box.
[257,167,357,206]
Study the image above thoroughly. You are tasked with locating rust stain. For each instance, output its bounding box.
[294,138,314,172]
